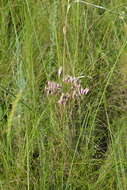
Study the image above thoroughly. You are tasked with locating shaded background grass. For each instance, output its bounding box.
[0,0,127,189]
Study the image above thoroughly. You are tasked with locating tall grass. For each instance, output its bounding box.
[0,0,127,189]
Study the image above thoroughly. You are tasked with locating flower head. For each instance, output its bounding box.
[80,88,89,95]
[45,81,62,95]
[45,72,90,105]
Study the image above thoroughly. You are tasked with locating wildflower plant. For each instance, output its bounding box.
[45,68,89,106]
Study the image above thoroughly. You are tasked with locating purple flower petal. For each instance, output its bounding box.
[80,88,89,95]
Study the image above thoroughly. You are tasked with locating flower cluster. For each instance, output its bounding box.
[63,75,89,95]
[45,72,89,105]
[45,81,62,95]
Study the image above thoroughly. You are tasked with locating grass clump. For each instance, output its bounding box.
[0,0,127,189]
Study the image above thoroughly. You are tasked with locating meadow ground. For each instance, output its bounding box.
[0,0,127,189]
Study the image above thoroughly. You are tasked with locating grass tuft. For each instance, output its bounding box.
[0,0,127,189]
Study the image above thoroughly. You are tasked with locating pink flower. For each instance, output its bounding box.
[45,74,90,106]
[80,88,89,95]
[45,81,61,95]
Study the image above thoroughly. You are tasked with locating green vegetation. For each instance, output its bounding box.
[0,0,127,189]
